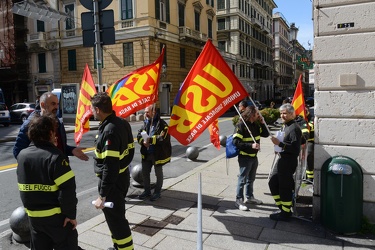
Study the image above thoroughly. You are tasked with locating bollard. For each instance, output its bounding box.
[219,135,227,147]
[130,164,143,187]
[9,206,30,243]
[186,146,199,161]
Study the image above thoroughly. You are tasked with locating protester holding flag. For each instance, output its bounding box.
[137,105,171,201]
[233,105,269,211]
[269,103,302,221]
[232,100,248,126]
[91,92,134,250]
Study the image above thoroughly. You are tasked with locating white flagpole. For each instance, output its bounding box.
[234,105,256,142]
[197,173,202,250]
[247,97,272,135]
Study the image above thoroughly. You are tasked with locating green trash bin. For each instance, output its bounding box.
[321,156,363,234]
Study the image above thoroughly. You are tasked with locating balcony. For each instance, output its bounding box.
[119,20,134,29]
[251,18,262,28]
[262,25,271,34]
[179,26,207,45]
[27,32,48,50]
[252,58,262,65]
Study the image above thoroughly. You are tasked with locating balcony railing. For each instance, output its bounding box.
[251,18,262,28]
[27,32,48,42]
[179,26,207,43]
[119,20,134,29]
[262,25,270,34]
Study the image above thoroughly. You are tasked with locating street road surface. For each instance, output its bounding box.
[0,116,236,241]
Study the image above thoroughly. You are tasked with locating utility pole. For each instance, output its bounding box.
[81,0,114,92]
[93,0,103,91]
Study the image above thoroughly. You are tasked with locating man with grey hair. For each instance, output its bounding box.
[13,91,88,161]
[269,103,302,221]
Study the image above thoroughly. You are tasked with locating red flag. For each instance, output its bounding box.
[74,64,97,145]
[292,74,307,120]
[169,40,248,145]
[208,119,220,150]
[107,48,165,118]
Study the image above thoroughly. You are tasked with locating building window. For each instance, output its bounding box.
[218,41,226,51]
[178,2,185,27]
[38,53,46,73]
[36,20,45,32]
[123,42,134,66]
[217,18,225,30]
[180,48,185,68]
[160,43,167,66]
[217,0,225,9]
[194,11,200,31]
[68,49,77,71]
[208,18,212,39]
[121,0,133,20]
[65,3,75,30]
[155,0,170,23]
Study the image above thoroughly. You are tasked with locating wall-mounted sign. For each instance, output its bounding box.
[297,55,314,70]
[337,22,354,29]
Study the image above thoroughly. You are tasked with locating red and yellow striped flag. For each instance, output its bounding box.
[74,64,97,145]
[292,74,307,120]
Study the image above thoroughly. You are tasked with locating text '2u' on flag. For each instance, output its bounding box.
[107,48,165,118]
[75,63,97,146]
[291,74,307,120]
[168,40,248,145]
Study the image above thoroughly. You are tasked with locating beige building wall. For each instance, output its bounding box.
[60,0,216,113]
[313,0,375,223]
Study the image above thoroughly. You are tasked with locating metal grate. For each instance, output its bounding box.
[163,215,184,225]
[132,218,168,236]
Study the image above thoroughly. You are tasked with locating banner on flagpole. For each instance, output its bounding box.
[74,64,97,145]
[292,74,307,120]
[107,48,165,118]
[169,40,248,145]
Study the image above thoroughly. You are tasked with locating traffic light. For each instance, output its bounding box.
[80,0,115,47]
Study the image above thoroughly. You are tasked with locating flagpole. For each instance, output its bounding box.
[234,105,256,142]
[93,0,103,92]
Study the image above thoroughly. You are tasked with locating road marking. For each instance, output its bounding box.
[0,164,17,172]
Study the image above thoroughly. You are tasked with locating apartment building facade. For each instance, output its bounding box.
[216,0,277,102]
[0,0,29,106]
[54,0,216,115]
[273,12,308,100]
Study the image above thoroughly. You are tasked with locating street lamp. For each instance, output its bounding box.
[289,23,299,91]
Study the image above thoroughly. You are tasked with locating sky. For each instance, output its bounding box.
[273,0,314,49]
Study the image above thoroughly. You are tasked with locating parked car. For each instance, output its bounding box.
[0,102,11,127]
[9,102,36,123]
[247,100,265,110]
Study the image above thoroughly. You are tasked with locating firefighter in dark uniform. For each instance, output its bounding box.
[91,92,135,250]
[137,105,171,201]
[269,103,302,221]
[232,105,269,211]
[305,107,315,182]
[17,115,79,250]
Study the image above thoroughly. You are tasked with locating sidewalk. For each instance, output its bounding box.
[76,136,375,250]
